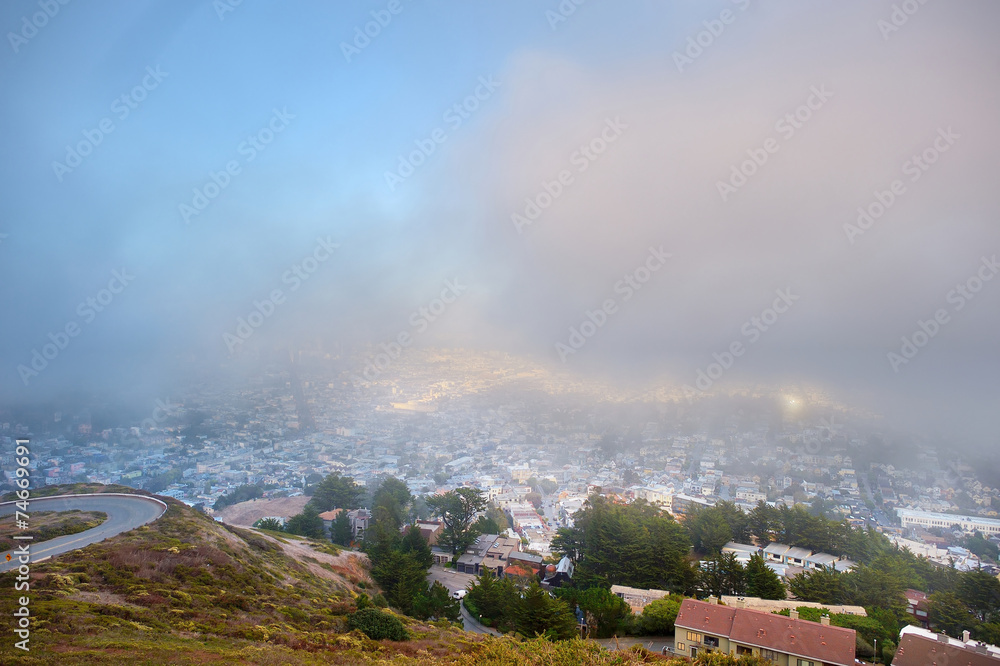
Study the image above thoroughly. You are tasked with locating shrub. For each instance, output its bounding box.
[348,608,408,641]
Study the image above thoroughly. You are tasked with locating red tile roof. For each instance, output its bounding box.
[674,599,736,637]
[895,633,1000,666]
[675,599,856,666]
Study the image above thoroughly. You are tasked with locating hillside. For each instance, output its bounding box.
[214,495,310,526]
[0,485,676,664]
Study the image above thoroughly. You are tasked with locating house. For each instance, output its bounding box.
[784,547,813,567]
[414,520,442,546]
[673,597,856,665]
[903,589,930,627]
[764,543,792,563]
[803,552,837,571]
[540,556,574,587]
[454,534,521,575]
[894,625,1000,665]
[317,509,343,538]
[722,542,759,565]
[347,508,369,539]
[611,585,670,613]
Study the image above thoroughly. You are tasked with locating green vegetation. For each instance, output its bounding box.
[306,471,364,513]
[332,509,353,546]
[552,494,696,593]
[364,478,460,622]
[212,483,264,510]
[253,516,284,531]
[284,506,325,538]
[428,487,487,555]
[635,597,681,636]
[348,607,408,641]
[0,510,107,550]
[466,572,578,640]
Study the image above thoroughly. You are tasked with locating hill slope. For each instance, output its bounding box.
[0,485,675,664]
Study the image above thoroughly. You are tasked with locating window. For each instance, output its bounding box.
[703,636,720,648]
[797,660,814,666]
[761,649,779,663]
[735,646,753,656]
[676,643,685,652]
[687,631,702,642]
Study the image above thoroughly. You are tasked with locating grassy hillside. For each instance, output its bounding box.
[0,485,676,664]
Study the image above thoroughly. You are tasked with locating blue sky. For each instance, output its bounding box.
[1,1,999,445]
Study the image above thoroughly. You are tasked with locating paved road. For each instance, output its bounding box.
[427,564,476,595]
[0,493,167,573]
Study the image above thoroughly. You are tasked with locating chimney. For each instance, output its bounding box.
[820,615,830,626]
[708,596,718,605]
[789,610,799,620]
[963,630,972,643]
[937,633,950,643]
[735,598,745,608]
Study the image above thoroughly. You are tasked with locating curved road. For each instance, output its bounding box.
[0,493,167,573]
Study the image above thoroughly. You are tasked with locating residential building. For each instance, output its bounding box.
[894,625,1000,666]
[673,597,856,665]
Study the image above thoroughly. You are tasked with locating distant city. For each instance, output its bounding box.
[3,347,997,575]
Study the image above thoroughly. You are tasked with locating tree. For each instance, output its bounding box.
[788,567,845,605]
[957,569,1000,622]
[401,525,433,569]
[525,492,543,510]
[372,477,412,531]
[428,488,487,555]
[552,494,696,594]
[284,507,324,538]
[929,591,977,638]
[745,553,786,600]
[332,510,352,546]
[576,587,632,638]
[348,608,408,641]
[699,552,746,598]
[253,517,284,532]
[307,472,363,513]
[636,597,681,636]
[515,581,579,640]
[413,581,460,621]
[748,501,776,544]
[213,483,263,510]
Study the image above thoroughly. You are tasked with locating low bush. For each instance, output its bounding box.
[348,608,409,641]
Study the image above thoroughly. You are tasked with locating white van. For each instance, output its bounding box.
[452,589,467,600]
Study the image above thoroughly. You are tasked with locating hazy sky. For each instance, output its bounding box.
[1,1,998,443]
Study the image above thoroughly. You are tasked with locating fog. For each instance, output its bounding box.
[1,0,998,449]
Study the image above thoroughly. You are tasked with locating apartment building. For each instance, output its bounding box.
[674,598,856,665]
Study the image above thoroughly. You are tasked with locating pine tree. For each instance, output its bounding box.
[746,553,786,600]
